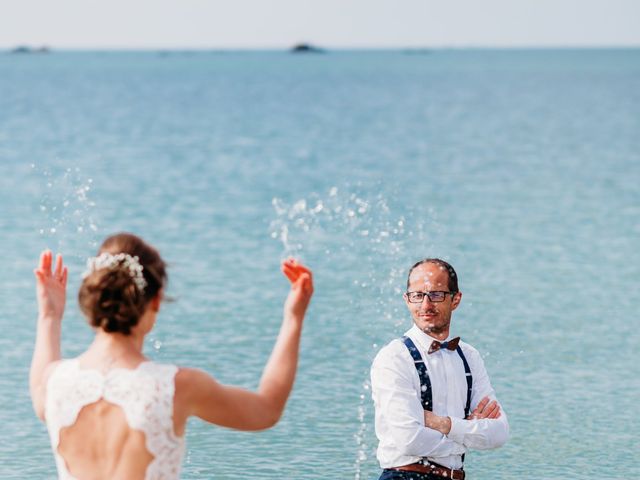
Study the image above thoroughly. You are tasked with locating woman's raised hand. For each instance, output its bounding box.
[281,258,313,323]
[34,250,68,322]
[180,258,314,432]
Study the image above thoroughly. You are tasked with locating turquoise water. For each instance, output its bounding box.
[1,49,639,478]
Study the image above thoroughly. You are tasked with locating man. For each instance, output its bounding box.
[371,258,509,480]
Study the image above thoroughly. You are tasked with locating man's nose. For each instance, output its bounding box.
[421,295,434,305]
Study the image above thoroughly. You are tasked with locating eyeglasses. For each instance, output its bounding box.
[405,291,455,303]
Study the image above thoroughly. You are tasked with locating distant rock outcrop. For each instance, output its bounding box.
[290,43,324,54]
[10,45,50,54]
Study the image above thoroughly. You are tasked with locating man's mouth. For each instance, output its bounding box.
[419,312,438,317]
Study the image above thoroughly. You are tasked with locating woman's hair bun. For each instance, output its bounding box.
[78,233,167,335]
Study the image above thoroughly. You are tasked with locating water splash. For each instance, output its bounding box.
[269,185,439,478]
[353,378,371,480]
[148,336,164,360]
[270,186,417,263]
[35,164,100,259]
[270,186,431,330]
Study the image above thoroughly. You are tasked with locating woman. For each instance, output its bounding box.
[30,232,313,479]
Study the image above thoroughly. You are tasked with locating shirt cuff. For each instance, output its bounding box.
[446,416,467,444]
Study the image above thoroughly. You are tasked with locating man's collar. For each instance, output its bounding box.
[404,324,454,352]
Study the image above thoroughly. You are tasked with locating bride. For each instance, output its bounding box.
[29,232,314,479]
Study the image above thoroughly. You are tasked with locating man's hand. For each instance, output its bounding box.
[422,395,501,437]
[467,396,501,420]
[423,410,451,435]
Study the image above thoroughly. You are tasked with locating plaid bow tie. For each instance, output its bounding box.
[428,336,461,354]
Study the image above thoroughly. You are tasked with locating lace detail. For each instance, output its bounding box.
[45,359,185,480]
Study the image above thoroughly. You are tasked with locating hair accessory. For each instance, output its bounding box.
[83,252,147,293]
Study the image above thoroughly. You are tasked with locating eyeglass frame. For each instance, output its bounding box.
[404,290,457,303]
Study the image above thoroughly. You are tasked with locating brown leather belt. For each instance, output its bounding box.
[390,461,465,480]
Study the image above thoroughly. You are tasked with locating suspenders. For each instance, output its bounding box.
[402,336,434,410]
[402,336,472,415]
[402,336,473,463]
[457,345,473,419]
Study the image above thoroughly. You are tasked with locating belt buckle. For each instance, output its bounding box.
[438,465,455,479]
[439,467,453,478]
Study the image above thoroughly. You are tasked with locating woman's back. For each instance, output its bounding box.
[31,237,313,479]
[45,358,185,480]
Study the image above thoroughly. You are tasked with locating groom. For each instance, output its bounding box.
[371,258,509,479]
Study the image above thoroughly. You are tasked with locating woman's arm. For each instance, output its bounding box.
[177,259,313,431]
[30,250,67,420]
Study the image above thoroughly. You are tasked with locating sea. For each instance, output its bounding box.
[0,49,638,479]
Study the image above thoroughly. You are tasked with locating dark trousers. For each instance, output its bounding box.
[379,469,443,480]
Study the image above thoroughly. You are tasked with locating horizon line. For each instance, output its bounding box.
[2,44,640,52]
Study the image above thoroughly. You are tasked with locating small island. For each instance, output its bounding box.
[290,43,325,54]
[10,45,51,54]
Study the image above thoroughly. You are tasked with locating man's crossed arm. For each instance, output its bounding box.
[424,395,508,450]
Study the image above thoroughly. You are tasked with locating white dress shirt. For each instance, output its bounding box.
[371,325,509,469]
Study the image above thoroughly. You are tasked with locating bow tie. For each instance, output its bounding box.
[428,337,461,354]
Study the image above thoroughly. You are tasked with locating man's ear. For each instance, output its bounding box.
[451,291,462,310]
[403,292,410,306]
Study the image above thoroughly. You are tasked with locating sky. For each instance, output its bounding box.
[1,0,639,49]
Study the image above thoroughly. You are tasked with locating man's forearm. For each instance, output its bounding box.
[399,424,466,458]
[447,414,509,450]
[424,412,452,435]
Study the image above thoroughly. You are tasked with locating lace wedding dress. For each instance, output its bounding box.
[45,359,186,480]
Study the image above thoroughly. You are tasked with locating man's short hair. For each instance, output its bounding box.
[406,258,459,293]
